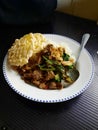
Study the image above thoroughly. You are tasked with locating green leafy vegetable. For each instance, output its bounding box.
[54,74,61,82]
[42,56,59,65]
[42,56,53,65]
[56,64,65,73]
[63,53,70,61]
[68,64,74,69]
[38,64,55,71]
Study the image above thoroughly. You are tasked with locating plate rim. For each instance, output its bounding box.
[2,34,95,103]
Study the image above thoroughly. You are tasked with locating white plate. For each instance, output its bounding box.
[3,34,94,103]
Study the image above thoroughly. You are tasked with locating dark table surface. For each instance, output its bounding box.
[0,11,98,130]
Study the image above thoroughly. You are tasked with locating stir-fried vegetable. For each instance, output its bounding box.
[55,74,61,82]
[62,53,70,61]
[16,44,79,89]
[37,54,75,84]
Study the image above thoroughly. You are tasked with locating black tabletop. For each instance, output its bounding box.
[0,11,98,130]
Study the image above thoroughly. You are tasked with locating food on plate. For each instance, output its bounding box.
[8,33,46,66]
[7,33,78,89]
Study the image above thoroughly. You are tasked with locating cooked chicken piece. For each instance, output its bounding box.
[50,46,63,61]
[56,82,63,89]
[48,82,57,89]
[61,61,73,66]
[45,71,55,81]
[32,70,42,80]
[33,80,40,86]
[39,83,47,89]
[22,73,33,79]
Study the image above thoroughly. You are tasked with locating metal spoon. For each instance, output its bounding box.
[66,33,90,82]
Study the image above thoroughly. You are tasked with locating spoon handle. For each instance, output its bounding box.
[76,33,90,63]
